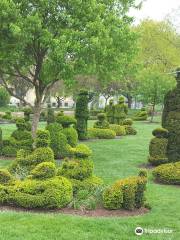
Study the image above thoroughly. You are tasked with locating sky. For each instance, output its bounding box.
[130,0,180,25]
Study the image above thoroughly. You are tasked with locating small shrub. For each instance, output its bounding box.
[123,118,133,126]
[33,147,55,165]
[138,169,148,178]
[152,128,169,138]
[71,144,92,159]
[133,108,148,121]
[47,106,55,125]
[109,125,126,136]
[153,162,180,185]
[0,128,2,155]
[0,169,13,185]
[2,146,17,157]
[35,130,50,148]
[23,107,33,122]
[62,127,78,147]
[8,177,73,209]
[58,158,94,180]
[56,115,77,128]
[88,128,116,139]
[30,162,57,179]
[124,125,137,135]
[93,113,109,129]
[2,111,12,120]
[0,87,10,107]
[148,137,168,166]
[15,118,27,131]
[103,186,123,210]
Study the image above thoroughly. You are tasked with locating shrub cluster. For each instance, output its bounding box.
[103,171,147,210]
[62,127,78,147]
[93,113,109,129]
[109,125,126,136]
[133,108,148,121]
[124,125,137,135]
[153,162,180,185]
[148,128,169,166]
[88,128,116,139]
[56,115,77,128]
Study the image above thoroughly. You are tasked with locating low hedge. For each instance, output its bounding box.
[30,162,57,180]
[3,177,73,209]
[103,172,147,210]
[56,115,77,128]
[58,158,94,181]
[70,144,92,159]
[88,128,116,139]
[109,125,126,136]
[153,162,180,185]
[124,125,137,135]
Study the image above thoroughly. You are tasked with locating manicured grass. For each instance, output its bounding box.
[0,120,179,239]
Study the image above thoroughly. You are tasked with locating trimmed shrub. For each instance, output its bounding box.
[58,158,94,180]
[153,162,180,185]
[15,118,27,131]
[30,162,57,179]
[75,90,89,140]
[35,130,50,148]
[103,175,147,210]
[124,125,137,135]
[2,111,12,120]
[109,124,126,136]
[23,107,33,122]
[152,128,169,138]
[47,106,55,125]
[33,147,55,165]
[133,108,148,121]
[88,128,116,139]
[2,146,17,157]
[0,128,2,155]
[114,97,128,125]
[71,144,92,159]
[123,118,133,126]
[0,87,10,107]
[62,127,78,147]
[56,115,77,128]
[0,169,13,185]
[138,169,148,178]
[8,177,73,209]
[93,113,109,129]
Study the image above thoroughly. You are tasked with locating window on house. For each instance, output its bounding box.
[64,102,68,107]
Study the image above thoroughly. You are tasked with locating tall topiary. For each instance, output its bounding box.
[162,68,180,162]
[93,113,109,129]
[114,96,128,125]
[75,90,89,140]
[104,99,114,124]
[47,105,55,125]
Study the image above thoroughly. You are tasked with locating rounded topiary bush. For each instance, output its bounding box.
[35,130,50,148]
[33,147,55,165]
[62,127,78,147]
[152,128,169,138]
[124,125,137,135]
[103,185,123,210]
[0,169,13,185]
[30,162,57,179]
[109,125,126,136]
[123,118,133,126]
[93,113,109,129]
[56,115,77,128]
[153,162,180,185]
[71,144,92,159]
[58,158,94,180]
[2,146,17,157]
[88,128,116,139]
[8,177,73,209]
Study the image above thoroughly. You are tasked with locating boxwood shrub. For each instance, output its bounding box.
[30,162,57,180]
[88,128,116,139]
[62,127,78,147]
[109,125,126,136]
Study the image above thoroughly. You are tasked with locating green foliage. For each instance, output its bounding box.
[7,177,72,209]
[93,113,109,129]
[62,127,78,147]
[2,146,17,157]
[75,90,89,140]
[124,125,137,135]
[30,162,57,180]
[0,128,2,155]
[47,107,55,125]
[133,108,148,121]
[71,144,92,159]
[103,175,147,210]
[56,116,77,128]
[58,159,94,181]
[33,147,55,165]
[153,162,180,185]
[152,128,169,138]
[114,100,128,125]
[138,169,148,178]
[2,111,12,120]
[0,169,13,185]
[0,87,10,107]
[123,118,133,126]
[35,130,50,148]
[23,107,33,122]
[148,137,168,166]
[109,125,126,136]
[15,118,27,131]
[88,128,116,139]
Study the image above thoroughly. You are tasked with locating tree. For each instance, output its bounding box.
[0,0,138,137]
[136,67,176,122]
[0,87,10,107]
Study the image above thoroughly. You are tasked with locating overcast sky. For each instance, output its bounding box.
[130,0,180,24]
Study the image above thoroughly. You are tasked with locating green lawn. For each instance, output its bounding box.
[0,120,179,240]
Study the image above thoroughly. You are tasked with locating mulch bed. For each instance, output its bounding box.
[0,206,149,218]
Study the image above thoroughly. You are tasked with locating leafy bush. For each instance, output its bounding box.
[23,107,33,122]
[56,115,77,128]
[75,90,89,140]
[15,118,27,131]
[152,128,169,138]
[88,128,116,139]
[47,106,55,125]
[124,125,137,135]
[7,177,73,209]
[71,144,92,159]
[148,137,168,166]
[35,130,50,148]
[0,128,2,155]
[0,87,10,107]
[30,162,57,179]
[109,125,126,136]
[58,158,94,180]
[2,111,12,120]
[33,147,55,165]
[103,175,147,210]
[90,109,104,117]
[0,169,13,185]
[93,113,109,129]
[153,162,180,185]
[62,127,78,147]
[133,109,148,121]
[2,146,17,157]
[123,118,133,126]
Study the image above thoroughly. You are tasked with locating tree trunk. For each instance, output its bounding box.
[127,94,132,109]
[150,103,156,123]
[32,102,42,138]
